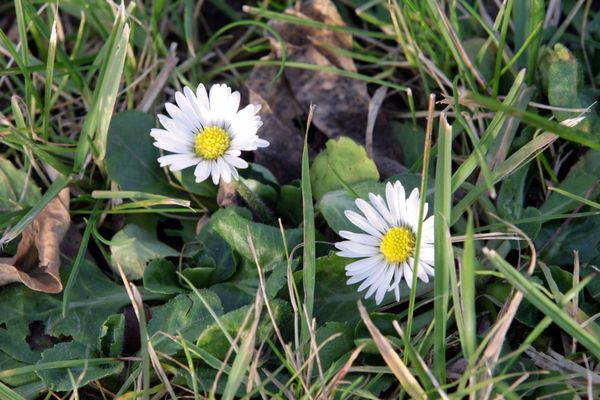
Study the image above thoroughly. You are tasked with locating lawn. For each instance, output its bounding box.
[0,0,599,399]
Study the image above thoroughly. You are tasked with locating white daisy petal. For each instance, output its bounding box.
[369,193,395,227]
[403,262,414,289]
[391,267,403,302]
[357,264,387,292]
[217,158,232,183]
[226,90,241,117]
[344,210,383,238]
[211,161,220,185]
[158,114,195,138]
[375,265,395,304]
[196,83,209,108]
[151,128,193,146]
[223,154,248,169]
[345,255,384,273]
[335,241,379,257]
[158,153,199,170]
[194,161,211,182]
[153,139,191,154]
[165,103,198,131]
[355,198,388,232]
[406,188,420,229]
[184,86,208,126]
[339,230,380,246]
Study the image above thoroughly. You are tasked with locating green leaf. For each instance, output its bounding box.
[539,43,596,133]
[0,260,152,365]
[36,342,122,391]
[308,253,378,324]
[143,259,184,295]
[537,215,600,264]
[211,259,289,312]
[110,223,179,279]
[391,121,426,168]
[315,322,354,372]
[105,111,177,197]
[0,158,40,212]
[540,150,600,216]
[196,299,290,360]
[173,168,218,198]
[277,182,303,226]
[211,207,302,271]
[0,352,31,387]
[98,314,125,358]
[148,292,223,354]
[197,218,238,284]
[310,137,379,201]
[462,37,496,82]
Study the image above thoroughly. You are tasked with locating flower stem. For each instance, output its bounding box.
[231,178,275,224]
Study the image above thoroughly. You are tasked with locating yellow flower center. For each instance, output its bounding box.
[380,226,415,263]
[194,126,230,160]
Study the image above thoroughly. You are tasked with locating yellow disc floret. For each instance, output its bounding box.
[194,126,230,160]
[380,226,415,263]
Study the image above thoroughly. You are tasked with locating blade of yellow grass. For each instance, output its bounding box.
[357,301,426,399]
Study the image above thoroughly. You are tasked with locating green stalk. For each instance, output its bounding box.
[231,178,275,224]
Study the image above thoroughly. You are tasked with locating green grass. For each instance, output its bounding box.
[1,0,600,399]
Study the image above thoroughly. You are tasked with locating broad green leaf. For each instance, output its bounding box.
[211,258,289,312]
[98,314,125,358]
[110,223,179,279]
[540,151,600,216]
[197,216,238,284]
[0,260,154,365]
[536,214,600,265]
[497,167,542,240]
[197,299,290,360]
[0,352,31,387]
[315,322,354,371]
[143,259,184,295]
[310,137,379,201]
[539,44,596,132]
[174,168,218,198]
[308,253,379,324]
[277,182,303,226]
[211,207,302,271]
[105,111,177,197]
[36,342,122,391]
[391,121,426,168]
[462,37,496,82]
[148,292,223,354]
[0,158,40,212]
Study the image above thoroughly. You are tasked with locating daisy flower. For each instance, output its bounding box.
[335,181,435,305]
[151,83,269,184]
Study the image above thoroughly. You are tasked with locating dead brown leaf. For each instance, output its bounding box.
[0,188,70,293]
[246,0,402,181]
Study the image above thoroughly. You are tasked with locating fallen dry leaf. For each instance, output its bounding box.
[246,0,402,181]
[0,188,70,293]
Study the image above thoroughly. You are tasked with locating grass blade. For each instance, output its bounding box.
[460,211,477,359]
[358,301,426,399]
[301,106,316,341]
[433,113,453,383]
